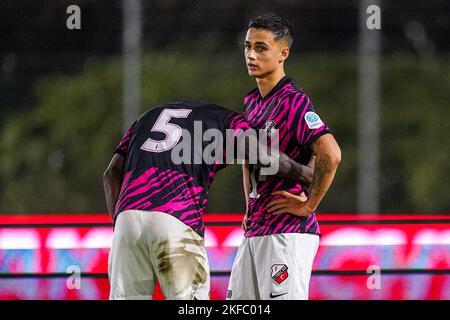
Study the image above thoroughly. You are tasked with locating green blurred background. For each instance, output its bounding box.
[0,0,449,215]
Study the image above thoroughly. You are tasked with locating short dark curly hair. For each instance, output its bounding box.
[248,13,294,47]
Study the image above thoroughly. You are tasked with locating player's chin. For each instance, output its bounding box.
[247,69,262,77]
[250,69,273,79]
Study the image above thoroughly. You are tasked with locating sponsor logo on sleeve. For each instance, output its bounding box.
[304,111,324,129]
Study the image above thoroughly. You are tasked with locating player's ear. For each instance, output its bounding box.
[283,46,290,59]
[279,46,289,63]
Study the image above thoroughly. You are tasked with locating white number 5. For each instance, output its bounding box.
[141,109,191,152]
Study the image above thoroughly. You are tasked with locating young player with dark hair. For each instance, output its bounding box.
[227,13,341,300]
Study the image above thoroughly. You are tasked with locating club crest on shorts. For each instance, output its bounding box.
[271,264,289,284]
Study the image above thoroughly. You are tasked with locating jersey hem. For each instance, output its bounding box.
[244,229,321,238]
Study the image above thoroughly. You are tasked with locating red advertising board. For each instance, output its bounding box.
[0,214,449,299]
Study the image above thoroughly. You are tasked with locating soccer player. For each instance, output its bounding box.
[103,100,315,300]
[227,14,341,300]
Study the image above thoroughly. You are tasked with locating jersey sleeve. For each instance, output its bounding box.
[224,111,251,135]
[113,121,137,158]
[285,93,331,147]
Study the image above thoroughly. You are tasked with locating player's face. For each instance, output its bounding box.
[244,28,289,78]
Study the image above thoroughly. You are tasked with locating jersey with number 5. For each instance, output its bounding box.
[112,101,249,237]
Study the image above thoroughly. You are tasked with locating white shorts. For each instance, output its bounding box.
[227,233,319,300]
[108,210,210,300]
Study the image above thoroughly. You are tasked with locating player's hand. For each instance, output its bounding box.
[242,205,250,230]
[242,214,249,230]
[267,190,315,217]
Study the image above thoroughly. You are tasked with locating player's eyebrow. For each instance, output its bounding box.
[244,40,269,47]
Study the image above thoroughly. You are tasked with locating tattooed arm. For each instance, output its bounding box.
[274,152,314,185]
[267,133,341,217]
[239,140,314,230]
[304,134,341,211]
[237,132,314,185]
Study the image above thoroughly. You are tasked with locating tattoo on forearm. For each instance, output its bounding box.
[310,153,330,197]
[297,161,304,177]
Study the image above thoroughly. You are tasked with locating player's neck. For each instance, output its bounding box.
[255,69,286,99]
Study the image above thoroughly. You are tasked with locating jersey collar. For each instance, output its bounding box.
[258,75,292,100]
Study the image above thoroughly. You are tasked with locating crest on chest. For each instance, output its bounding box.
[264,120,276,137]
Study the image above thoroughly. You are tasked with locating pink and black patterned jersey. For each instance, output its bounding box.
[244,76,331,238]
[113,101,249,238]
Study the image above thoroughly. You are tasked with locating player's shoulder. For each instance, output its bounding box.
[244,88,259,100]
[132,101,192,127]
[167,100,238,124]
[138,100,230,118]
[281,79,314,108]
[171,100,232,113]
[282,78,307,97]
